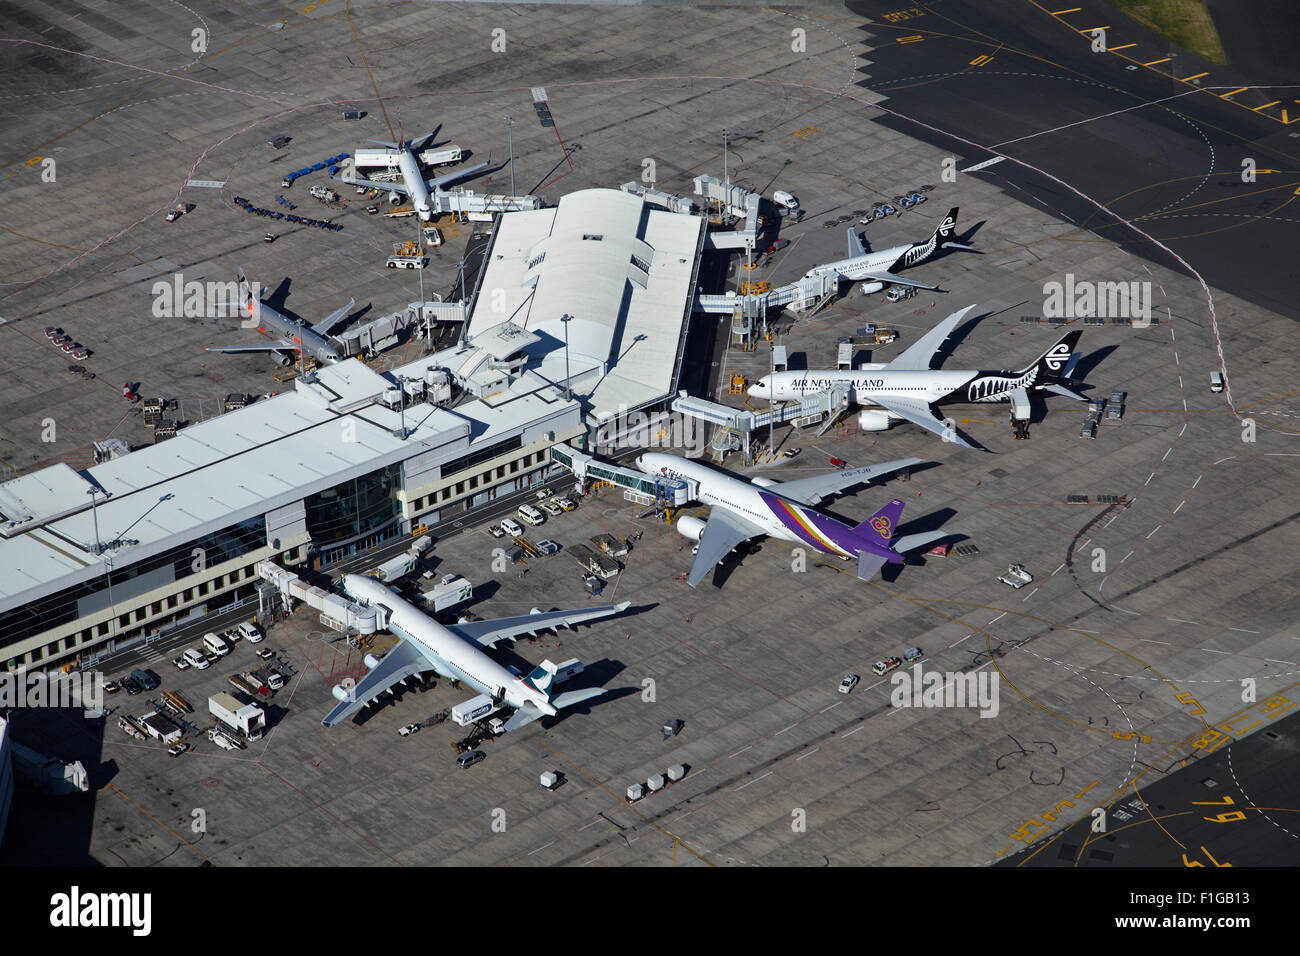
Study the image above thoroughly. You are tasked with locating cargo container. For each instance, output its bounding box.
[451,693,501,727]
[209,692,265,740]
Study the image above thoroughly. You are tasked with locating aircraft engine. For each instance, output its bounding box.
[858,410,895,432]
[751,477,779,488]
[858,281,885,294]
[677,515,707,542]
[272,351,294,367]
[388,191,402,205]
[331,683,353,702]
[363,653,382,670]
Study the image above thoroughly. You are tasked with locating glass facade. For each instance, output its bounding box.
[304,463,403,546]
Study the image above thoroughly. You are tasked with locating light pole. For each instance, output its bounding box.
[86,486,103,555]
[505,116,515,196]
[560,313,573,402]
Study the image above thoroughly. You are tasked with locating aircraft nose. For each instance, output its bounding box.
[748,381,767,398]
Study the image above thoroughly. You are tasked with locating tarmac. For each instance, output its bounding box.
[0,1,1297,867]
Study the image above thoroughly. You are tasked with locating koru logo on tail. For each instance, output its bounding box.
[1043,342,1071,372]
[939,216,955,237]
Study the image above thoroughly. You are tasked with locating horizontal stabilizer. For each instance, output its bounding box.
[1042,383,1087,401]
[503,703,542,733]
[891,531,949,554]
[366,138,400,149]
[856,551,888,581]
[551,688,605,710]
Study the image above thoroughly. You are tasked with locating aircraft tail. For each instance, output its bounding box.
[933,207,969,251]
[1019,330,1083,385]
[853,498,905,547]
[522,660,557,697]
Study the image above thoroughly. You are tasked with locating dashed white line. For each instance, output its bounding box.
[775,723,797,736]
[1052,563,1065,575]
[1023,587,1038,601]
[1178,423,1186,437]
[1145,473,1155,486]
[796,748,820,761]
[735,771,774,792]
[1178,375,1183,389]
[1146,526,1160,539]
[989,612,1007,624]
[843,725,864,738]
[1265,659,1295,665]
[1162,448,1171,461]
[820,701,842,713]
[1203,648,1230,655]
[950,634,972,647]
[1229,627,1260,634]
[1214,456,1236,465]
[1192,474,1202,488]
[1173,501,1184,514]
[528,842,554,855]
[1168,618,1199,626]
[730,745,752,758]
[1142,639,1171,645]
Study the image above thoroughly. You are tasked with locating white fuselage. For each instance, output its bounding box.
[636,453,851,557]
[757,369,975,404]
[396,150,433,221]
[804,243,911,283]
[342,575,553,714]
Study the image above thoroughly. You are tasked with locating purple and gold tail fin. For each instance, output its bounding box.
[854,498,904,545]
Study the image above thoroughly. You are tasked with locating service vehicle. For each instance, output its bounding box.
[540,499,563,517]
[535,539,560,556]
[783,447,802,458]
[255,647,275,660]
[398,722,421,737]
[183,647,210,669]
[499,517,523,537]
[203,632,230,656]
[872,658,902,677]
[263,233,277,243]
[209,692,266,741]
[130,669,160,691]
[885,286,917,303]
[488,524,506,538]
[208,728,240,751]
[164,205,186,222]
[120,676,141,696]
[104,681,120,695]
[518,504,545,526]
[772,190,800,209]
[998,564,1034,588]
[172,655,190,671]
[167,742,190,757]
[456,750,486,769]
[237,621,264,643]
[838,674,860,694]
[556,497,577,512]
[1108,389,1126,420]
[903,647,924,663]
[1210,371,1223,393]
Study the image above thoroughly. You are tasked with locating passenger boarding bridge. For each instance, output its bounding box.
[549,444,691,507]
[671,387,852,462]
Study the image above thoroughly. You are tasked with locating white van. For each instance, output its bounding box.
[237,621,264,643]
[1209,371,1224,393]
[772,190,799,210]
[517,504,545,526]
[203,632,231,656]
[183,647,211,670]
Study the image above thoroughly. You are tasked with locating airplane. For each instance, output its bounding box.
[747,305,1085,448]
[203,267,354,366]
[322,574,630,732]
[636,452,950,587]
[338,127,489,222]
[804,206,973,293]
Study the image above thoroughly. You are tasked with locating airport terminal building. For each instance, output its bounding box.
[0,188,706,673]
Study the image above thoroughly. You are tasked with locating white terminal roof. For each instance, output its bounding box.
[0,353,575,612]
[465,188,703,423]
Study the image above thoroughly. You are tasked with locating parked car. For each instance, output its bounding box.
[903,647,923,663]
[500,518,523,537]
[130,668,160,691]
[456,750,486,769]
[872,658,902,677]
[556,497,577,512]
[120,676,141,696]
[541,499,563,517]
[838,674,860,694]
[104,680,120,695]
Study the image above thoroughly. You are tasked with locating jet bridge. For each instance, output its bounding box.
[694,273,839,316]
[670,387,851,462]
[549,443,691,507]
[336,300,467,357]
[257,560,382,634]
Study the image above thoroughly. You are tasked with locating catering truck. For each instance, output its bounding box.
[209,692,266,741]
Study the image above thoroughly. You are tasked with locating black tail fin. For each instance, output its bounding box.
[1020,330,1082,383]
[933,207,959,248]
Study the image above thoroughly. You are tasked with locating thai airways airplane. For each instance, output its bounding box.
[204,267,353,366]
[748,306,1085,448]
[636,452,951,587]
[322,575,630,732]
[804,207,974,293]
[339,127,489,222]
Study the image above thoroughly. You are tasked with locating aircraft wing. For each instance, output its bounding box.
[447,602,630,649]
[311,298,355,336]
[846,227,866,258]
[884,304,975,370]
[338,174,408,196]
[321,637,433,727]
[775,457,924,506]
[686,509,765,588]
[203,340,296,354]
[870,394,975,449]
[859,270,937,291]
[366,138,401,149]
[426,161,490,192]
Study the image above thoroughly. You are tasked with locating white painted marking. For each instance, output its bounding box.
[796,748,820,761]
[1192,474,1202,488]
[774,723,798,736]
[950,634,972,647]
[528,842,554,855]
[989,612,1007,624]
[820,701,842,713]
[1052,563,1065,575]
[1214,456,1236,465]
[1178,423,1186,437]
[735,771,774,792]
[1142,639,1171,645]
[1178,376,1183,389]
[1162,448,1171,461]
[1174,351,1179,364]
[1167,618,1199,625]
[960,156,1006,172]
[1146,526,1160,539]
[1203,648,1230,655]
[1173,501,1184,514]
[843,725,864,738]
[730,745,752,758]
[1023,587,1038,601]
[187,179,226,188]
[1229,628,1260,634]
[1265,659,1295,665]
